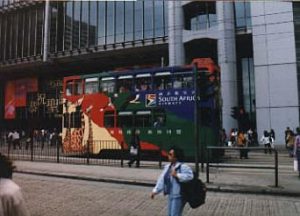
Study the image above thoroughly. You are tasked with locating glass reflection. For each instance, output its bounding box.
[89,1,97,47]
[65,1,73,50]
[125,1,134,42]
[106,1,115,44]
[144,0,153,39]
[98,1,106,45]
[81,1,88,48]
[0,0,169,61]
[154,1,164,37]
[134,1,143,40]
[116,1,124,43]
[73,1,80,49]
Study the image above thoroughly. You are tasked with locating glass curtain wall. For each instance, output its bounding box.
[0,2,44,62]
[0,0,168,63]
[241,58,255,121]
[60,0,168,52]
[234,1,252,30]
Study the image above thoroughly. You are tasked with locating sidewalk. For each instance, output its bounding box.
[14,159,300,197]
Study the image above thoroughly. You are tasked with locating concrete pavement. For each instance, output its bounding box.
[14,156,300,197]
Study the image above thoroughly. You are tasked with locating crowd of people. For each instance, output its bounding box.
[219,128,276,159]
[0,129,61,150]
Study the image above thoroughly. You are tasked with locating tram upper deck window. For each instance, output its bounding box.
[154,72,172,90]
[117,75,133,93]
[66,81,73,96]
[173,72,193,89]
[117,111,134,127]
[135,74,152,91]
[85,78,99,94]
[135,111,151,128]
[74,80,83,95]
[101,77,115,94]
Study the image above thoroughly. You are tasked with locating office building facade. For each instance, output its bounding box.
[0,0,299,144]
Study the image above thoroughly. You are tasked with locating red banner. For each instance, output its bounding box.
[15,78,38,107]
[4,81,16,119]
[4,78,38,119]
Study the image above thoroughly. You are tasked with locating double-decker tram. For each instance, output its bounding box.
[62,58,221,160]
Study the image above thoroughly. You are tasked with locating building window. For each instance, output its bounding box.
[36,5,44,55]
[97,1,106,45]
[89,1,97,47]
[80,1,89,48]
[65,1,73,50]
[106,1,115,44]
[234,1,252,30]
[134,0,143,40]
[116,1,125,43]
[73,1,80,49]
[125,1,134,42]
[184,1,217,31]
[154,1,164,37]
[241,58,255,125]
[50,2,58,53]
[144,0,154,39]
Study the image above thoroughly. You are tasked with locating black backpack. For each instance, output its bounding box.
[176,165,207,208]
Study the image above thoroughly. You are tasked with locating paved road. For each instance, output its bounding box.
[15,173,300,216]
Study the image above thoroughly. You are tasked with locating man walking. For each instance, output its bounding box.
[151,147,193,216]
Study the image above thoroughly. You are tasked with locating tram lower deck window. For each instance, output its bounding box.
[104,111,115,127]
[85,80,99,94]
[135,115,151,128]
[117,114,134,127]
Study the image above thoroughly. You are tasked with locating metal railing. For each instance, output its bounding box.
[206,146,279,187]
[0,138,162,168]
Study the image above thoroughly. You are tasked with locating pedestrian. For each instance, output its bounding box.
[12,130,21,150]
[229,128,236,146]
[270,129,275,147]
[40,129,45,150]
[252,129,258,146]
[7,130,13,151]
[151,147,193,216]
[220,128,227,146]
[286,130,295,157]
[293,127,300,178]
[237,130,248,159]
[0,154,30,216]
[247,128,254,146]
[25,129,34,150]
[285,127,292,148]
[127,128,141,168]
[260,130,272,154]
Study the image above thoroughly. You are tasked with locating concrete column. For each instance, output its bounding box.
[43,0,50,62]
[217,2,238,132]
[251,1,298,144]
[168,1,185,66]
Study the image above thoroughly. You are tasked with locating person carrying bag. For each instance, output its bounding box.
[127,128,140,168]
[293,127,300,177]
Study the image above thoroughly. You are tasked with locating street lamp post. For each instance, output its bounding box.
[193,64,200,177]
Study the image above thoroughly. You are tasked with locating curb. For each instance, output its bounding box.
[16,170,155,187]
[16,170,300,197]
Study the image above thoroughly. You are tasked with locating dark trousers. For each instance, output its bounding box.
[13,139,21,149]
[128,154,140,167]
[264,143,272,154]
[240,149,248,159]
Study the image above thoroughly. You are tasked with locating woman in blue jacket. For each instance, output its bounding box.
[151,147,193,216]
